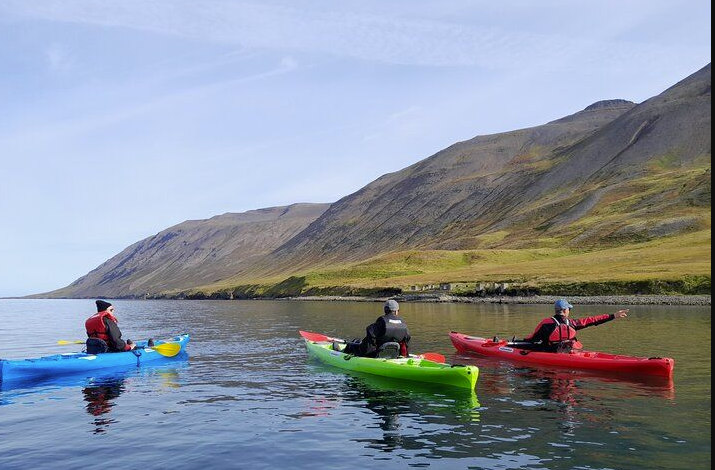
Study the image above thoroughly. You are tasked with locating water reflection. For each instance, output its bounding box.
[296,352,682,461]
[472,358,678,440]
[298,364,484,457]
[82,364,185,434]
[83,377,126,434]
[460,355,676,401]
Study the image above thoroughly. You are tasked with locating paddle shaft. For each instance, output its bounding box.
[485,340,535,349]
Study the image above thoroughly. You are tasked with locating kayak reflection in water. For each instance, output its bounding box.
[517,299,628,353]
[352,381,404,451]
[342,300,411,358]
[82,377,126,434]
[85,300,138,354]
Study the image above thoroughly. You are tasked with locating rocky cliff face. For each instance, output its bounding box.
[44,203,330,297]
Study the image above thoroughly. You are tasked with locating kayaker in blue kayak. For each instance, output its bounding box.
[85,300,136,354]
[342,300,411,358]
[520,299,628,353]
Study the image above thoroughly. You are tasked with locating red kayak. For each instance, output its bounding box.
[449,332,674,377]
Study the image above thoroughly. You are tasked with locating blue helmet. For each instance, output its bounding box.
[554,299,573,312]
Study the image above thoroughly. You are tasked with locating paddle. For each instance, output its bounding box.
[299,330,340,343]
[418,352,447,363]
[483,339,533,349]
[57,340,181,357]
[298,330,446,363]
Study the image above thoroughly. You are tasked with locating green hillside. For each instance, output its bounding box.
[189,158,710,298]
[191,230,709,299]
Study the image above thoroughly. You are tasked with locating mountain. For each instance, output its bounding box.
[42,64,711,298]
[42,203,330,298]
[223,64,710,284]
[266,99,640,264]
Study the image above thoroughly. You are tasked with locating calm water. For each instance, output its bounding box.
[0,299,710,470]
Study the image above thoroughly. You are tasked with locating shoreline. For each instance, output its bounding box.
[9,294,711,306]
[280,294,712,306]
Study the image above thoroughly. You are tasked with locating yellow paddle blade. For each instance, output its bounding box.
[149,342,182,357]
[58,340,85,345]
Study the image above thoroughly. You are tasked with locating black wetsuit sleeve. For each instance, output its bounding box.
[372,317,386,339]
[367,317,385,345]
[360,317,383,356]
[104,318,128,352]
[527,322,554,345]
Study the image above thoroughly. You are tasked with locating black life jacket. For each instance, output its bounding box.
[377,312,409,345]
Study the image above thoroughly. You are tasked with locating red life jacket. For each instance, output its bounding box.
[547,316,583,350]
[85,311,119,342]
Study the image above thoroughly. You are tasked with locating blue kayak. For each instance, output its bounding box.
[0,334,189,384]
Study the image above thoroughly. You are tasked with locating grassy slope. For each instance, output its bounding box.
[302,230,711,287]
[183,229,710,298]
[180,161,711,298]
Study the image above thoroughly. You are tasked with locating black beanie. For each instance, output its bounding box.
[96,300,112,312]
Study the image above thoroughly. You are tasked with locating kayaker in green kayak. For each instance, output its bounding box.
[342,300,411,358]
[85,300,136,354]
[518,299,628,353]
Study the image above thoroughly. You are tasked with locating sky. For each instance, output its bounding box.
[0,0,711,297]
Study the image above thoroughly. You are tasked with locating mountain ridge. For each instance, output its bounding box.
[41,64,711,298]
[41,203,330,298]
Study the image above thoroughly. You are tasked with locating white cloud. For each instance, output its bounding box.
[2,0,700,69]
[280,56,298,70]
[0,55,298,148]
[45,43,74,73]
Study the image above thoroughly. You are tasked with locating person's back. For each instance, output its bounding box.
[85,300,134,354]
[343,300,411,357]
[523,299,627,353]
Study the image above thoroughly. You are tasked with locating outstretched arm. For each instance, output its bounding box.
[572,309,628,330]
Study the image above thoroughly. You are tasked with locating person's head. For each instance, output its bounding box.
[384,299,400,315]
[96,300,114,313]
[554,299,573,316]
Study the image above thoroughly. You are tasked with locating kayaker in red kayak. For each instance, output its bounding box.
[85,300,135,354]
[519,299,628,353]
[342,300,411,358]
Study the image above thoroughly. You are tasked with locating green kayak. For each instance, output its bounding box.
[300,331,478,390]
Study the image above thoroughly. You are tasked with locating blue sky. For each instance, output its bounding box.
[0,0,711,296]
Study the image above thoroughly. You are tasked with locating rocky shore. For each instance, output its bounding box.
[284,294,711,306]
